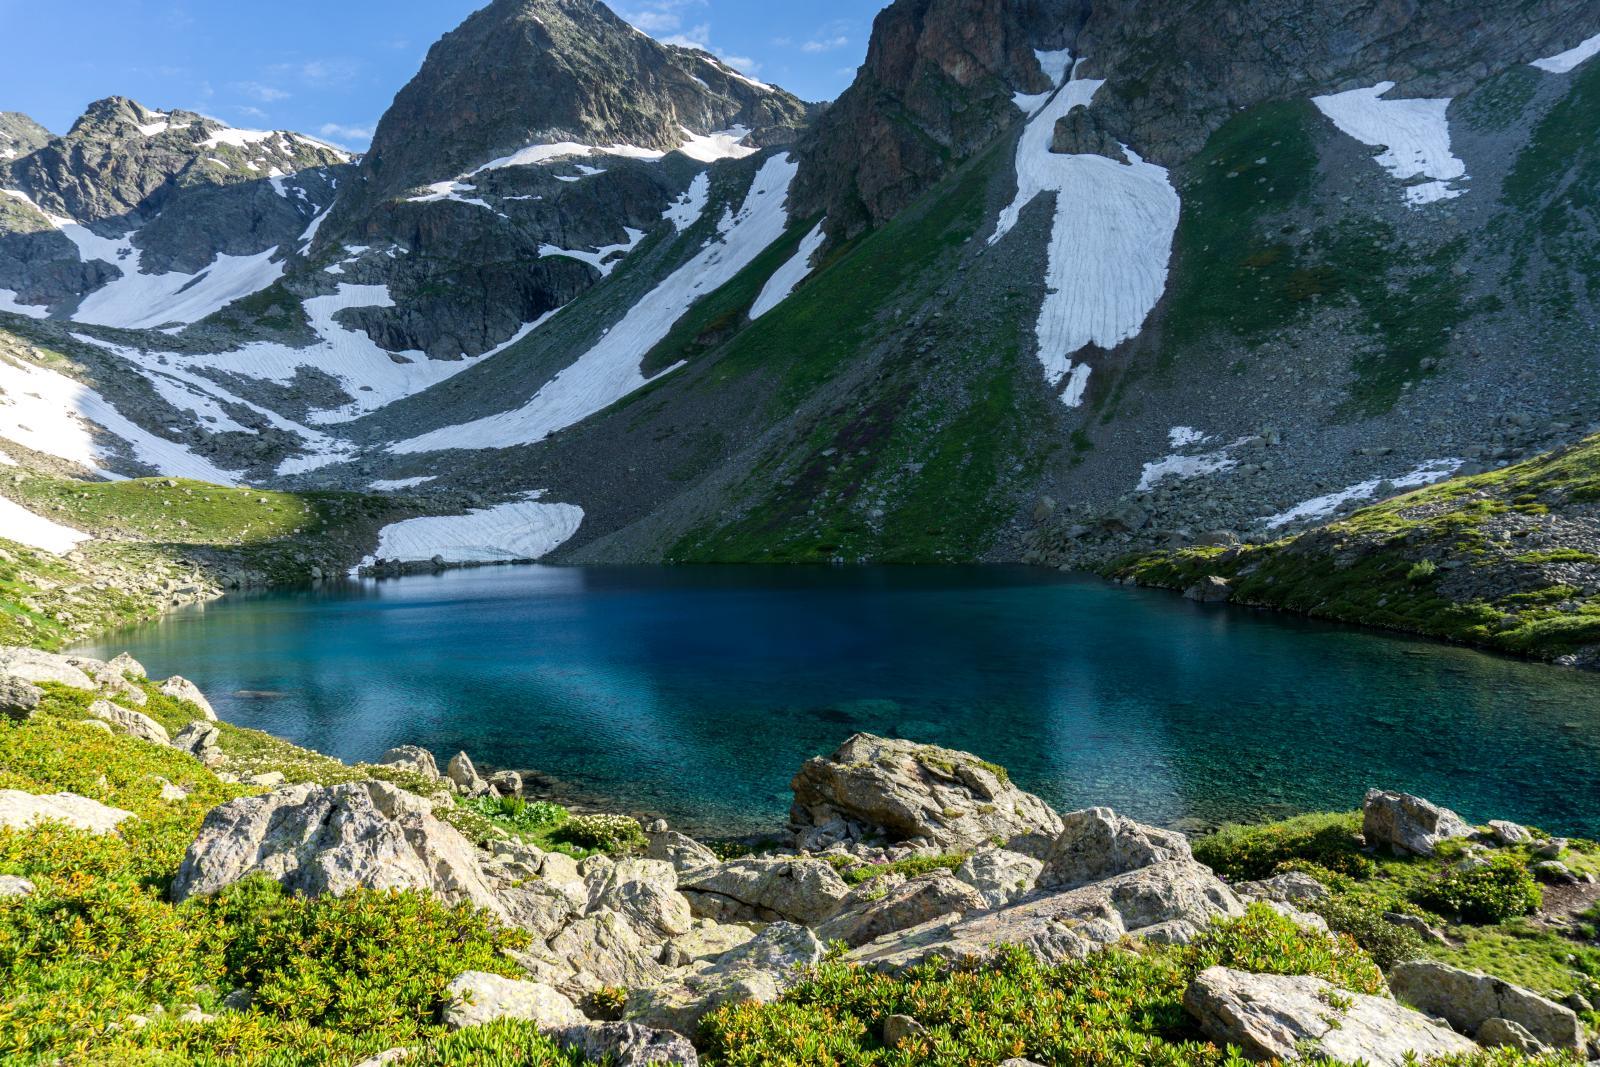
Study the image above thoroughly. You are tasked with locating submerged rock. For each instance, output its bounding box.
[1184,967,1478,1066]
[789,734,1062,852]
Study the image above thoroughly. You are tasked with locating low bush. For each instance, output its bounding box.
[467,794,569,835]
[836,852,968,886]
[1308,896,1427,970]
[1193,812,1371,881]
[1415,855,1543,924]
[552,813,647,853]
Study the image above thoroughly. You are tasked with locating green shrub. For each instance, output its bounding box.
[1309,896,1427,970]
[467,794,569,835]
[552,813,646,853]
[411,1019,595,1065]
[1193,812,1372,881]
[1415,854,1543,924]
[1408,559,1440,584]
[1183,904,1386,995]
[838,852,968,886]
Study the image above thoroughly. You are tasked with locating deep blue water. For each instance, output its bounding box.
[81,565,1600,838]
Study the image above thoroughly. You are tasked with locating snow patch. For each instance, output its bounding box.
[664,173,710,232]
[407,180,494,210]
[993,60,1181,407]
[1263,459,1464,528]
[1532,32,1600,73]
[1138,437,1251,491]
[392,153,800,454]
[1312,82,1468,207]
[370,476,436,491]
[74,246,286,330]
[678,126,757,162]
[749,222,825,319]
[540,228,647,278]
[472,140,665,175]
[201,127,279,150]
[360,493,584,566]
[1168,426,1209,449]
[0,495,91,555]
[0,289,48,319]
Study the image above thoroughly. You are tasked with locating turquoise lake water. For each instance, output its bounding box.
[83,565,1600,838]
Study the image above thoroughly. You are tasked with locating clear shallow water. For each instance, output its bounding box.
[83,565,1600,838]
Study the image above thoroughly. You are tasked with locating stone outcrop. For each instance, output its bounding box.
[1038,807,1192,890]
[848,860,1243,971]
[1184,967,1478,1066]
[0,647,94,689]
[626,922,822,1034]
[552,1022,699,1066]
[681,856,852,926]
[955,849,1043,908]
[447,751,488,795]
[1388,961,1584,1051]
[170,780,506,916]
[646,829,718,874]
[441,970,585,1030]
[816,873,988,948]
[0,790,135,834]
[1362,791,1474,857]
[0,677,42,721]
[88,699,170,746]
[789,734,1062,852]
[378,745,441,780]
[159,676,218,721]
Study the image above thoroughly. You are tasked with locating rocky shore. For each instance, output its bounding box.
[4,643,1598,1065]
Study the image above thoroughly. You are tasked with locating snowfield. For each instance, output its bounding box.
[993,54,1181,408]
[370,476,436,491]
[1137,436,1251,491]
[1264,459,1464,529]
[664,173,710,232]
[361,494,584,566]
[1532,32,1600,74]
[391,153,801,454]
[0,289,48,318]
[540,228,647,278]
[0,495,91,555]
[749,222,826,319]
[1312,83,1468,207]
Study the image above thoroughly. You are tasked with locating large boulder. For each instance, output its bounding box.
[170,780,506,918]
[1184,967,1478,1066]
[1388,961,1584,1051]
[626,922,822,1034]
[956,849,1043,908]
[0,676,42,722]
[789,734,1062,852]
[817,873,987,948]
[0,790,135,834]
[447,751,488,795]
[0,646,95,689]
[681,856,852,925]
[441,971,585,1030]
[378,745,440,780]
[172,721,225,767]
[585,858,693,944]
[159,676,218,721]
[553,1022,698,1066]
[646,830,718,874]
[1038,808,1192,890]
[549,909,669,992]
[88,699,170,746]
[1362,790,1473,857]
[848,861,1244,972]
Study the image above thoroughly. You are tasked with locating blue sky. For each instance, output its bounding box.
[0,0,886,150]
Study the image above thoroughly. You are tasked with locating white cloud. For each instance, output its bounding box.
[801,36,849,53]
[234,81,290,102]
[318,122,375,149]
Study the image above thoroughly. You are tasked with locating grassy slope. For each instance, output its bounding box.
[1110,434,1600,663]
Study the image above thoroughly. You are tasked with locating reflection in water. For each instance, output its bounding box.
[82,565,1600,837]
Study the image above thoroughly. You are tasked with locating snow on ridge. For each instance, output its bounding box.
[74,246,286,331]
[471,140,666,176]
[992,59,1181,408]
[359,493,584,567]
[749,221,826,319]
[540,228,647,278]
[1532,32,1600,74]
[678,126,757,163]
[664,173,710,232]
[391,153,801,455]
[1312,82,1468,207]
[0,495,91,555]
[407,180,495,210]
[201,127,281,150]
[1263,459,1464,529]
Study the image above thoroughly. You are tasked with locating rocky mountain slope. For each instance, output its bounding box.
[2,0,1599,587]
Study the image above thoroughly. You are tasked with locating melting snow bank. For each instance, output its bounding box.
[540,228,647,278]
[1533,32,1600,74]
[369,476,436,491]
[749,222,826,319]
[0,289,48,319]
[1312,83,1467,207]
[0,351,243,484]
[664,174,710,232]
[0,495,92,555]
[1263,459,1464,529]
[391,153,801,454]
[358,494,584,569]
[992,56,1180,407]
[1138,432,1252,491]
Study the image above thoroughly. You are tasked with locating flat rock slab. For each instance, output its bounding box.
[0,790,135,835]
[1389,960,1584,1051]
[442,970,584,1030]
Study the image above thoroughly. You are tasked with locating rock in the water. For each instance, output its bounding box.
[627,922,821,1034]
[1388,961,1584,1051]
[1183,576,1233,603]
[441,970,585,1030]
[955,849,1043,908]
[848,861,1243,972]
[1038,808,1192,890]
[789,734,1062,852]
[377,745,440,779]
[553,1022,698,1066]
[646,829,718,874]
[1184,966,1477,1066]
[0,790,135,834]
[0,676,42,721]
[0,874,37,897]
[159,676,218,721]
[170,780,507,918]
[1362,790,1472,857]
[0,646,95,689]
[447,751,488,794]
[682,856,851,925]
[817,873,987,948]
[88,699,171,746]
